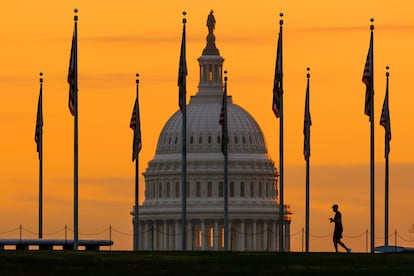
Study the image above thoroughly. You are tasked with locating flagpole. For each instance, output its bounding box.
[38,72,43,239]
[179,11,187,251]
[305,68,310,252]
[369,18,375,253]
[73,8,79,251]
[223,71,229,251]
[278,12,285,252]
[133,73,140,251]
[384,66,390,247]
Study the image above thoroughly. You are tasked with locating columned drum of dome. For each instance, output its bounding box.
[133,11,292,251]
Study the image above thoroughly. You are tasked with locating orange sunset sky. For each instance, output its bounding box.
[1,0,414,252]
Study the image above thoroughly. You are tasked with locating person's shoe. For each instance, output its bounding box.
[347,248,352,253]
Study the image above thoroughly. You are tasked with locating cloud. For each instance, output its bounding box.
[296,24,414,33]
[54,175,136,186]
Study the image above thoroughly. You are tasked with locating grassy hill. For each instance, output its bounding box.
[1,251,413,275]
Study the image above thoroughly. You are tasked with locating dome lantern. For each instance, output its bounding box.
[197,10,224,95]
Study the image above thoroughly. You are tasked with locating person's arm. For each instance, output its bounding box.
[330,212,341,223]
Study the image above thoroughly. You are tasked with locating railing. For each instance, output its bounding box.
[1,225,413,252]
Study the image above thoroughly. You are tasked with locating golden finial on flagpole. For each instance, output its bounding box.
[182,11,187,24]
[39,72,43,83]
[136,73,140,84]
[74,8,78,21]
[386,65,390,77]
[306,67,310,79]
[370,17,374,31]
[224,70,228,82]
[279,12,284,26]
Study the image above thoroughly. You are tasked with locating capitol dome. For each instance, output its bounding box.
[156,95,267,155]
[134,11,291,251]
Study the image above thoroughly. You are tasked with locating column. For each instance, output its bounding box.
[141,221,149,250]
[252,220,257,251]
[228,220,232,251]
[161,220,168,250]
[153,221,157,250]
[240,220,245,251]
[201,220,206,250]
[272,221,276,251]
[175,220,180,250]
[214,220,219,250]
[263,221,268,251]
[285,222,291,252]
[187,220,193,251]
[275,221,279,251]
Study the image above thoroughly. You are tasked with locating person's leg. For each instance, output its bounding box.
[337,240,348,250]
[333,237,338,252]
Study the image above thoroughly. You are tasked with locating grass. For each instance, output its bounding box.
[0,251,413,275]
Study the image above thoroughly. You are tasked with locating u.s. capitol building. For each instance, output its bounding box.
[134,11,291,251]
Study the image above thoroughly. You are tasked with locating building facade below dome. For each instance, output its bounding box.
[133,11,292,251]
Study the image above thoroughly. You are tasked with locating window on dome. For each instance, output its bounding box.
[207,182,212,197]
[168,136,172,144]
[196,182,201,197]
[175,182,180,198]
[266,182,269,198]
[242,136,246,144]
[208,135,212,144]
[234,136,238,144]
[208,65,213,81]
[199,136,202,144]
[230,182,234,197]
[258,182,262,197]
[249,136,253,144]
[250,182,254,197]
[186,181,190,198]
[218,66,222,81]
[174,137,178,144]
[219,182,223,197]
[240,182,245,197]
[158,182,162,199]
[190,136,194,144]
[166,182,170,197]
[217,135,220,144]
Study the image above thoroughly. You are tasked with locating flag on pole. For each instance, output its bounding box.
[362,32,374,121]
[35,84,43,159]
[303,75,311,161]
[219,83,228,155]
[178,20,187,112]
[272,29,283,118]
[130,99,142,161]
[380,77,391,158]
[68,31,76,116]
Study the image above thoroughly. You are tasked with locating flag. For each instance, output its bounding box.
[35,85,43,159]
[303,77,311,161]
[362,32,373,121]
[178,22,187,112]
[130,99,142,161]
[68,30,76,116]
[219,84,228,155]
[380,80,391,158]
[272,29,283,118]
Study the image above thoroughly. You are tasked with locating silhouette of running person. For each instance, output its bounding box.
[330,204,351,253]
